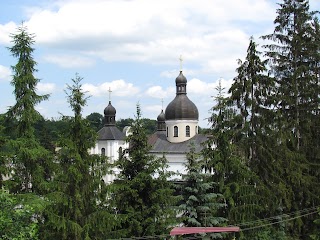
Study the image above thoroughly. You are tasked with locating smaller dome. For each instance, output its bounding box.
[175,71,187,85]
[157,110,165,121]
[104,101,116,115]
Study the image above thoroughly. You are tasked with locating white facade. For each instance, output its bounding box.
[166,120,198,143]
[90,139,128,183]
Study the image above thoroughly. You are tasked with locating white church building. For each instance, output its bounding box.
[90,70,208,182]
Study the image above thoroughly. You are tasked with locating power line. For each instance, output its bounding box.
[241,209,319,232]
[228,205,319,228]
[108,206,320,239]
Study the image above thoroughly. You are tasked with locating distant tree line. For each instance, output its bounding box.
[1,1,320,239]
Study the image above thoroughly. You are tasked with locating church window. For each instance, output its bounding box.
[186,125,190,137]
[174,126,178,137]
[101,148,106,156]
[119,147,122,159]
[166,127,168,137]
[195,126,198,134]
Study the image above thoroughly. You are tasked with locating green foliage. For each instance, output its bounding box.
[204,80,263,239]
[260,0,320,237]
[39,74,116,239]
[0,188,40,240]
[310,208,320,240]
[6,24,49,139]
[4,24,53,194]
[180,142,226,239]
[86,112,104,132]
[111,104,178,238]
[116,117,157,135]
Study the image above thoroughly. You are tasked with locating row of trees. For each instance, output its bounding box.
[205,0,320,238]
[1,0,320,239]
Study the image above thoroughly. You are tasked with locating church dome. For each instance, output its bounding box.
[104,101,116,115]
[157,109,165,121]
[165,71,199,120]
[104,101,116,126]
[165,95,198,120]
[175,71,187,84]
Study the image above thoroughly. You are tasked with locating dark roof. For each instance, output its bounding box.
[165,95,199,120]
[97,126,126,140]
[148,131,208,154]
[175,71,187,84]
[104,101,116,115]
[157,109,165,121]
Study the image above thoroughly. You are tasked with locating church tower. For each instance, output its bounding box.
[164,71,199,143]
[90,89,128,182]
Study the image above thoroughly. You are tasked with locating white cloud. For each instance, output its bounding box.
[43,54,95,68]
[0,65,11,81]
[188,77,233,98]
[9,0,276,75]
[37,82,56,94]
[0,21,16,44]
[145,86,175,99]
[82,79,140,97]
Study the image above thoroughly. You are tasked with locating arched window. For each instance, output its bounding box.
[101,148,106,156]
[195,126,198,134]
[186,125,190,137]
[166,127,168,137]
[174,126,178,137]
[119,147,122,159]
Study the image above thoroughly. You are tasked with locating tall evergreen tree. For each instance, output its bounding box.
[179,142,226,239]
[204,80,263,239]
[262,0,317,150]
[228,39,283,220]
[39,74,115,240]
[5,24,52,194]
[262,1,320,237]
[111,105,178,238]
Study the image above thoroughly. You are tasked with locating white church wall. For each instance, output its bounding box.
[166,120,198,143]
[90,139,128,184]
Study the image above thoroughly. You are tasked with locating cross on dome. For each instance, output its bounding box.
[108,87,112,102]
[179,55,183,71]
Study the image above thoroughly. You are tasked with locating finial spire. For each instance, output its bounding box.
[161,98,164,110]
[179,54,183,71]
[108,87,112,102]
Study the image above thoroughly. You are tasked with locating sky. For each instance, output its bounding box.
[0,0,319,128]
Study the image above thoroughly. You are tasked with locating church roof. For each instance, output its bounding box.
[165,71,199,121]
[148,131,208,154]
[104,101,116,115]
[97,126,126,140]
[165,95,199,120]
[157,109,165,122]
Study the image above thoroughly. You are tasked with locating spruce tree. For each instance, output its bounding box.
[204,80,263,239]
[111,105,178,238]
[39,74,115,240]
[179,142,226,239]
[262,1,320,236]
[5,24,52,194]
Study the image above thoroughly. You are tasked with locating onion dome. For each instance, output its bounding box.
[175,71,187,85]
[157,109,165,121]
[165,71,199,120]
[157,109,166,131]
[104,101,116,126]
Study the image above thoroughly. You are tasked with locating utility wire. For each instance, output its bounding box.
[228,205,320,228]
[108,206,320,239]
[241,209,319,232]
